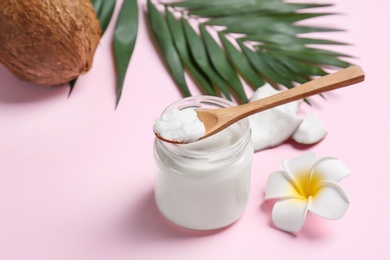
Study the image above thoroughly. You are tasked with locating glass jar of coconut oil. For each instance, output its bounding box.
[153,96,253,230]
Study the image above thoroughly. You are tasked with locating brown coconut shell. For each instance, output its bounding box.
[0,0,101,86]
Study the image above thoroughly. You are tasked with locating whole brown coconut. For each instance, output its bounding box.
[0,0,101,86]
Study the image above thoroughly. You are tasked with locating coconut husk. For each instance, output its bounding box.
[0,0,101,86]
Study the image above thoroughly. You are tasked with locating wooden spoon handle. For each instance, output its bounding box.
[233,65,365,119]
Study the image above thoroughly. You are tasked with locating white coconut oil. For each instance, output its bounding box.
[153,96,253,230]
[153,108,206,143]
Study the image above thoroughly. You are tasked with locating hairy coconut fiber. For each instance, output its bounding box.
[0,0,101,86]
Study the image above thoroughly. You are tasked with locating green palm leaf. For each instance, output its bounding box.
[147,0,190,97]
[207,12,338,27]
[165,8,215,96]
[240,42,294,89]
[242,34,348,46]
[200,25,247,102]
[147,0,353,104]
[188,2,331,17]
[225,23,343,36]
[171,0,260,9]
[219,32,265,88]
[91,0,116,35]
[182,19,232,100]
[113,0,138,108]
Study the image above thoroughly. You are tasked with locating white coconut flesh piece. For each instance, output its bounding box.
[249,108,303,151]
[248,83,328,151]
[248,84,303,151]
[292,112,327,144]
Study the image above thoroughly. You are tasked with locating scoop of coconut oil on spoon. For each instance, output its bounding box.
[154,66,365,144]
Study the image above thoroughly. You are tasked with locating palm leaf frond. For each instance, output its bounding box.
[165,8,216,96]
[147,0,353,103]
[70,0,139,107]
[113,0,138,108]
[182,18,232,100]
[148,0,190,97]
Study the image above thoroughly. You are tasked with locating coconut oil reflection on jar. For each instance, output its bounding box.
[153,96,253,230]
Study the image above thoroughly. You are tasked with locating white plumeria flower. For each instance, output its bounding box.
[264,152,350,233]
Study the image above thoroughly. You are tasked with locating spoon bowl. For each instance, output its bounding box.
[156,66,365,144]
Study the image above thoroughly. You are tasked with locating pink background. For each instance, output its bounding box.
[1,0,389,259]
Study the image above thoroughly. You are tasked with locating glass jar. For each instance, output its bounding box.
[153,96,253,230]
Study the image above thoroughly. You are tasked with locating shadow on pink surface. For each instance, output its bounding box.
[114,189,231,244]
[0,65,68,103]
[283,138,322,151]
[261,199,330,239]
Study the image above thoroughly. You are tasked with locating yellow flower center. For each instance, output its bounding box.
[293,171,321,199]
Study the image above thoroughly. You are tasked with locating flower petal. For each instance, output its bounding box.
[272,198,309,232]
[282,152,317,180]
[311,157,350,183]
[309,181,349,220]
[264,171,302,200]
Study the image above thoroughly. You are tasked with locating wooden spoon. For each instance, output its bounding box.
[157,66,365,144]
